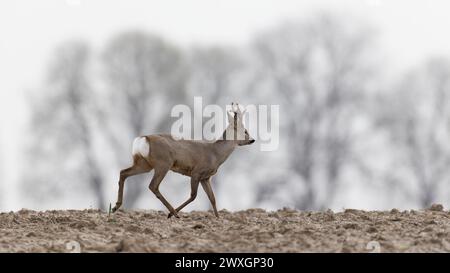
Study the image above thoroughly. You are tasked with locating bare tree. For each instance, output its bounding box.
[253,14,376,210]
[101,31,188,208]
[187,47,243,105]
[22,41,106,209]
[376,58,450,208]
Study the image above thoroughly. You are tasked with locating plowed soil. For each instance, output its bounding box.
[1,205,449,252]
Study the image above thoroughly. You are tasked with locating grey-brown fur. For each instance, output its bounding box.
[112,103,254,218]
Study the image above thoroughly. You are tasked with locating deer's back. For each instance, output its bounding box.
[144,134,216,177]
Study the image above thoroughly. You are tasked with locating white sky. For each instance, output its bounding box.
[1,0,450,210]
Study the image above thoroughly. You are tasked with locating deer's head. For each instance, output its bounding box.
[225,102,255,146]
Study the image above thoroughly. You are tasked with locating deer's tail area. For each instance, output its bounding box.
[132,136,150,158]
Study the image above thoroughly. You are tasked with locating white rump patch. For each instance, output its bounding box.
[132,137,150,157]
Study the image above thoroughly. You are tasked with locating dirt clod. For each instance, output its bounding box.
[390,208,399,214]
[429,204,444,212]
[192,224,205,229]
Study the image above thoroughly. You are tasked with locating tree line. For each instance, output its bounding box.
[18,13,450,211]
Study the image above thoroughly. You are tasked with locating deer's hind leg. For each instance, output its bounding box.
[148,166,179,217]
[112,156,153,213]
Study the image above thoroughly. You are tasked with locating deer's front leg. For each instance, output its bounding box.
[168,177,200,218]
[201,178,219,218]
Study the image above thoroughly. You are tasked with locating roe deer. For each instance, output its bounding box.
[112,102,255,218]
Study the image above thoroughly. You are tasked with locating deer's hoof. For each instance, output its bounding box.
[112,204,121,213]
[168,212,180,219]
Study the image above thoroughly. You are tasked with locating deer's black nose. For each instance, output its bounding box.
[249,139,255,144]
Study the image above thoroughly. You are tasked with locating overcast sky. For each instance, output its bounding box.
[1,0,450,210]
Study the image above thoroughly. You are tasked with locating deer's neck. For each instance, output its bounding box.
[212,139,237,167]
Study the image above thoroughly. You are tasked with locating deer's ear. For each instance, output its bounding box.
[227,111,234,123]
